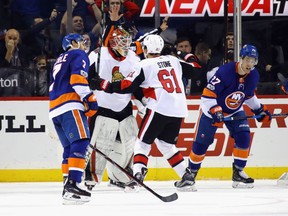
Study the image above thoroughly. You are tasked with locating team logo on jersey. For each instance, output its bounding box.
[112,66,125,82]
[80,70,88,77]
[225,91,245,110]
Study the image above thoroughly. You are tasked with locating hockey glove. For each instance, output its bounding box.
[209,105,224,127]
[251,104,271,123]
[83,92,98,117]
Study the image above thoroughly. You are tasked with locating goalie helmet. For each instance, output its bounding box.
[142,35,164,55]
[109,26,132,57]
[62,33,86,51]
[239,44,259,64]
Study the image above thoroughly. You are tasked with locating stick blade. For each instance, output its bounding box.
[159,192,178,202]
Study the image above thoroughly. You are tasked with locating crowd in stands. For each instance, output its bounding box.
[0,0,286,97]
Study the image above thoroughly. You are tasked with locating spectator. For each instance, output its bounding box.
[92,0,141,26]
[60,0,102,52]
[208,32,234,71]
[176,41,212,95]
[0,28,30,68]
[175,37,193,54]
[21,9,59,61]
[10,0,41,30]
[31,55,49,96]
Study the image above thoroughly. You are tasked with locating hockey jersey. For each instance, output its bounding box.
[49,49,91,119]
[107,55,188,118]
[201,62,259,116]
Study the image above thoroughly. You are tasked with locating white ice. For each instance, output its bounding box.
[0,180,287,216]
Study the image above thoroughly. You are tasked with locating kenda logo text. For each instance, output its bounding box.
[140,0,288,17]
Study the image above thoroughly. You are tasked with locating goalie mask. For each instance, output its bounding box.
[109,27,132,57]
[142,35,164,58]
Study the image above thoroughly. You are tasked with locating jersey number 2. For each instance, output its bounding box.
[158,69,182,93]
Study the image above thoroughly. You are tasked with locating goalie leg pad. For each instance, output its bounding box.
[106,116,138,183]
[87,116,119,184]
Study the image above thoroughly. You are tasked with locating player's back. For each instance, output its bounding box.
[138,55,188,118]
[49,49,88,119]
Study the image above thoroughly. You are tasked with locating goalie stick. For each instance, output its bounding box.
[224,113,288,121]
[88,144,178,203]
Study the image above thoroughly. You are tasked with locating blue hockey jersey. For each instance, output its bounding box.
[49,49,92,119]
[202,62,259,115]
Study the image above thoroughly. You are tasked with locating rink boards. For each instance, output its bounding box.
[0,96,287,182]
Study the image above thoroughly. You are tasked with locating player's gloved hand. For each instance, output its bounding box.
[251,104,271,123]
[209,105,224,127]
[83,92,98,117]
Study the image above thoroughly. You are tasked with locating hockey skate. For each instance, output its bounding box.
[124,167,148,193]
[108,179,126,189]
[232,163,254,188]
[62,179,91,205]
[174,167,197,192]
[84,168,96,191]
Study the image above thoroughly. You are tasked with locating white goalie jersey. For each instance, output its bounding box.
[88,47,140,112]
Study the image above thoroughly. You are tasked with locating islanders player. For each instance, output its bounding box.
[49,33,98,204]
[188,44,271,188]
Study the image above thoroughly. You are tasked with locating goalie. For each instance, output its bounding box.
[84,8,144,190]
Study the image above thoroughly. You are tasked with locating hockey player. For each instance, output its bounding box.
[188,44,272,188]
[84,8,143,190]
[49,33,98,204]
[94,34,196,192]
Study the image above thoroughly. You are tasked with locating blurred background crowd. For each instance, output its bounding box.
[0,0,287,96]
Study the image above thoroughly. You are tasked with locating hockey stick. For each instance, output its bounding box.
[224,113,288,121]
[88,144,178,203]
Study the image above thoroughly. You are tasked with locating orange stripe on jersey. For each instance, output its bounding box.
[233,148,249,159]
[104,26,115,47]
[167,152,184,168]
[189,151,205,163]
[143,88,156,100]
[62,163,69,176]
[134,154,148,166]
[202,88,217,98]
[50,92,81,109]
[72,110,87,139]
[68,157,86,170]
[121,80,133,90]
[134,41,143,55]
[70,74,89,85]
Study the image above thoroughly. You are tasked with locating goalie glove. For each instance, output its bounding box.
[83,92,98,117]
[251,104,271,123]
[209,105,224,127]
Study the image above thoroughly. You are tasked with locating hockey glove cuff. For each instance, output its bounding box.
[209,105,224,127]
[251,104,271,123]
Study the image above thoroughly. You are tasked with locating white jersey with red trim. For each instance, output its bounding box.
[89,47,140,112]
[127,55,188,117]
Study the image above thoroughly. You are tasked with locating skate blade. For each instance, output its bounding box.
[176,185,197,192]
[107,183,125,190]
[232,181,254,189]
[124,185,140,193]
[62,192,90,204]
[62,198,90,205]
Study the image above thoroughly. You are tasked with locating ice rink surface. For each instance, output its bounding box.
[0,180,287,216]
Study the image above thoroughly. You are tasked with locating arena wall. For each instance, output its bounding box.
[0,97,287,182]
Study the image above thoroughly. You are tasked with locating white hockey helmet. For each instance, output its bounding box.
[142,35,164,55]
